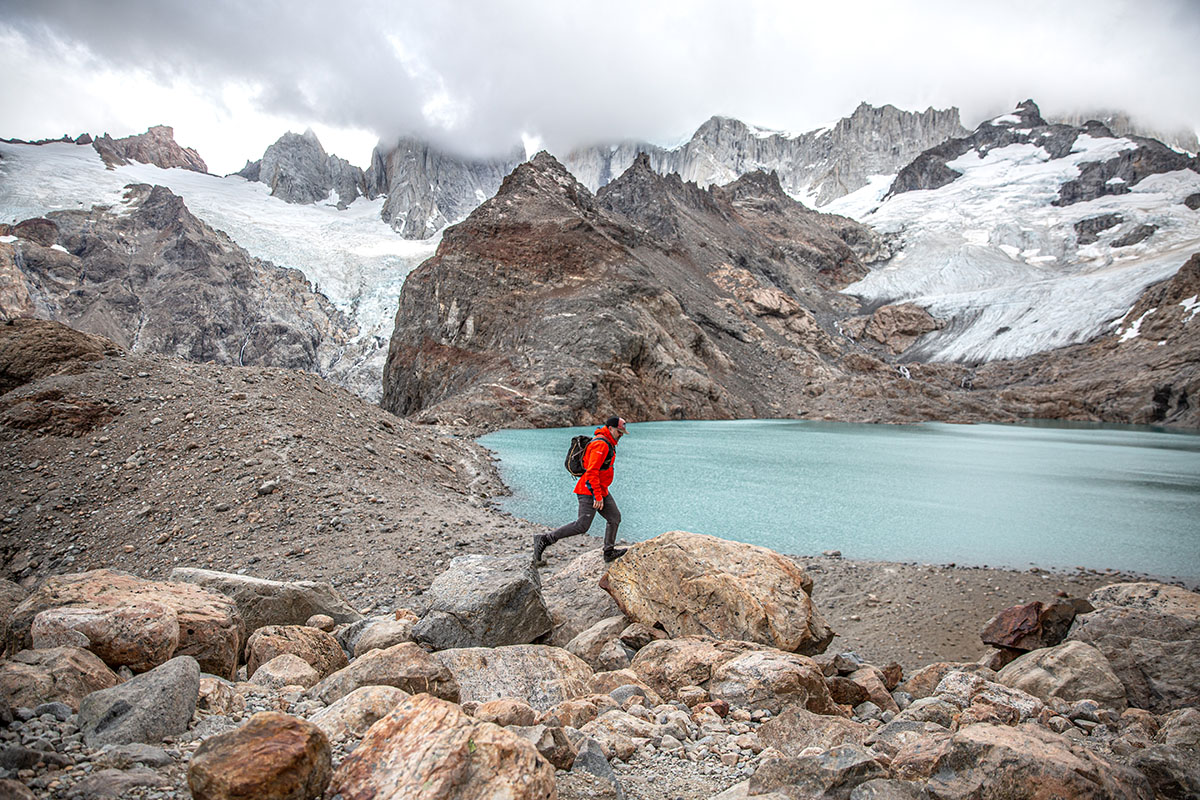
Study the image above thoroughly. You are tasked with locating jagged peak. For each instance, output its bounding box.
[721,169,790,202]
[489,150,595,211]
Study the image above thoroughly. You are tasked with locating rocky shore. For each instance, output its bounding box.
[2,320,1198,799]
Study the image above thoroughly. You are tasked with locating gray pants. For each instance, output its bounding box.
[547,493,621,550]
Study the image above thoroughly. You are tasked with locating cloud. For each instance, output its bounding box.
[1,0,1198,171]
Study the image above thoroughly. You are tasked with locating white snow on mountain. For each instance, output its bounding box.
[828,135,1200,363]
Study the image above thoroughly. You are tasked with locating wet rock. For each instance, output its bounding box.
[245,625,347,680]
[0,646,118,711]
[710,649,840,716]
[997,640,1126,709]
[308,684,408,741]
[78,655,200,747]
[435,644,591,711]
[307,641,458,705]
[412,554,551,649]
[30,602,179,672]
[329,693,554,800]
[188,711,331,800]
[603,531,833,654]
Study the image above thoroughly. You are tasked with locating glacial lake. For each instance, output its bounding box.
[479,420,1200,585]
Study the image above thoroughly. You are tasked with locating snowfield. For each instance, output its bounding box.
[828,135,1200,362]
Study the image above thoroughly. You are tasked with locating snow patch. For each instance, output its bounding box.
[1118,308,1156,342]
[1106,176,1127,186]
[1181,294,1199,321]
[0,235,15,244]
[989,114,1022,126]
[50,243,68,253]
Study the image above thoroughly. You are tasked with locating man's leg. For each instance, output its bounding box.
[532,494,595,565]
[598,494,626,561]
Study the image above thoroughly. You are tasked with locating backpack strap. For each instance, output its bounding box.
[589,435,615,471]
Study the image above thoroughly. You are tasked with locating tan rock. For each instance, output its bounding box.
[188,712,331,800]
[250,653,320,690]
[0,646,118,711]
[588,669,663,706]
[6,569,243,680]
[352,617,415,657]
[308,685,409,742]
[246,625,347,680]
[897,662,997,700]
[305,614,336,632]
[758,706,870,756]
[566,616,628,671]
[629,636,764,701]
[329,693,555,800]
[865,303,943,354]
[30,602,179,673]
[998,640,1127,709]
[579,710,656,761]
[474,698,538,727]
[541,697,601,729]
[435,644,591,712]
[540,550,622,647]
[710,649,840,716]
[848,666,900,714]
[197,677,245,717]
[602,531,833,654]
[307,642,458,705]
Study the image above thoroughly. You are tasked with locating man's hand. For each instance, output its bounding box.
[593,496,604,510]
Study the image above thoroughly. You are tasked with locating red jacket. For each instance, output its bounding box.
[574,426,618,500]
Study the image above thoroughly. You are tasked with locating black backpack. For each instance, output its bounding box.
[565,435,613,477]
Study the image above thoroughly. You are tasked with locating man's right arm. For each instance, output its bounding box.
[581,440,609,508]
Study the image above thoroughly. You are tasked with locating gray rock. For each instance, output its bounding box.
[541,551,622,647]
[78,656,200,747]
[0,744,72,770]
[99,742,174,768]
[256,129,366,207]
[412,555,551,649]
[571,736,624,799]
[32,701,72,721]
[750,743,888,799]
[608,684,654,706]
[850,779,932,800]
[1130,744,1200,799]
[65,767,169,799]
[997,640,1127,709]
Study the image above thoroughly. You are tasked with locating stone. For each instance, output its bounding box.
[197,676,245,717]
[329,693,555,800]
[1067,581,1200,712]
[98,742,174,768]
[30,602,179,672]
[245,625,347,679]
[168,568,361,637]
[1156,707,1200,749]
[629,636,765,701]
[864,303,943,354]
[0,580,28,647]
[308,684,409,741]
[305,614,335,632]
[250,653,320,689]
[828,676,871,707]
[588,669,663,706]
[893,697,959,729]
[602,531,833,654]
[540,550,623,646]
[935,671,1044,727]
[0,646,118,711]
[509,723,577,769]
[307,641,458,705]
[850,779,932,800]
[32,700,72,720]
[848,666,900,714]
[0,744,72,770]
[758,706,870,756]
[750,744,889,799]
[1129,744,1200,800]
[412,554,552,649]
[709,649,840,715]
[7,570,243,680]
[618,622,661,651]
[981,598,1092,651]
[474,698,538,727]
[897,662,996,700]
[435,644,591,711]
[0,779,35,800]
[188,711,331,800]
[997,640,1127,709]
[351,616,416,656]
[596,639,633,671]
[65,767,169,799]
[921,723,1153,799]
[542,697,602,729]
[566,616,630,671]
[866,719,951,758]
[78,655,200,747]
[579,710,656,760]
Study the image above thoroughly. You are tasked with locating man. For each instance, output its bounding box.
[532,416,628,565]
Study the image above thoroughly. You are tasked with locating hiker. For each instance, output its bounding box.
[532,416,629,565]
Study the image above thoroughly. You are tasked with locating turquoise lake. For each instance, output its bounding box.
[479,420,1200,584]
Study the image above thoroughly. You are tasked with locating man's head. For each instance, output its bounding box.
[605,415,628,439]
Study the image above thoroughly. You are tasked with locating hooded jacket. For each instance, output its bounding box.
[574,426,618,500]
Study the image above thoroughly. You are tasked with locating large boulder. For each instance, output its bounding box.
[188,712,331,800]
[918,723,1153,799]
[758,706,870,756]
[308,685,409,741]
[709,649,840,716]
[980,597,1092,652]
[351,614,416,657]
[933,670,1044,726]
[7,570,243,679]
[541,550,622,646]
[245,625,348,680]
[750,744,889,799]
[601,531,833,654]
[412,555,551,649]
[1066,582,1200,712]
[306,642,458,705]
[435,644,592,712]
[329,693,555,799]
[30,602,179,673]
[997,640,1127,709]
[629,636,765,701]
[249,653,320,690]
[0,647,118,711]
[78,656,200,747]
[167,568,360,638]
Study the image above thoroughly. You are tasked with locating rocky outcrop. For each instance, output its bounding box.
[0,185,361,383]
[241,129,366,207]
[1050,109,1200,154]
[0,319,120,396]
[91,126,207,173]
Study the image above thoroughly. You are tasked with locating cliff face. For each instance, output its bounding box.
[237,129,367,207]
[0,184,364,381]
[91,125,208,173]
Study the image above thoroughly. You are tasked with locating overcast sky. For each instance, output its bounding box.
[2,0,1198,175]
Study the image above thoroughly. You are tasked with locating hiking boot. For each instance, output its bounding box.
[531,534,550,566]
[603,547,627,563]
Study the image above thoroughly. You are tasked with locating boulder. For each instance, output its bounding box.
[848,666,900,714]
[588,669,663,706]
[509,723,577,770]
[1130,743,1200,800]
[850,779,932,800]
[64,768,169,799]
[709,649,840,716]
[30,602,179,672]
[474,698,538,727]
[0,646,118,711]
[896,662,996,700]
[997,640,1126,709]
[78,656,200,747]
[579,709,658,760]
[188,712,331,800]
[921,723,1152,799]
[245,625,347,679]
[307,641,458,705]
[893,697,959,729]
[329,693,555,800]
[7,570,243,679]
[308,684,409,741]
[981,598,1092,652]
[543,696,604,729]
[1157,707,1200,749]
[758,706,869,756]
[435,644,592,711]
[602,531,834,654]
[566,616,630,671]
[750,744,889,799]
[1067,582,1200,712]
[197,676,246,717]
[541,550,623,646]
[412,554,551,649]
[351,615,416,657]
[934,670,1044,726]
[828,676,871,707]
[629,636,764,701]
[866,719,951,758]
[249,653,320,690]
[168,567,360,637]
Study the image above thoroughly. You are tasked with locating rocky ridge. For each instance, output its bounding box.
[235,129,367,208]
[90,126,208,174]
